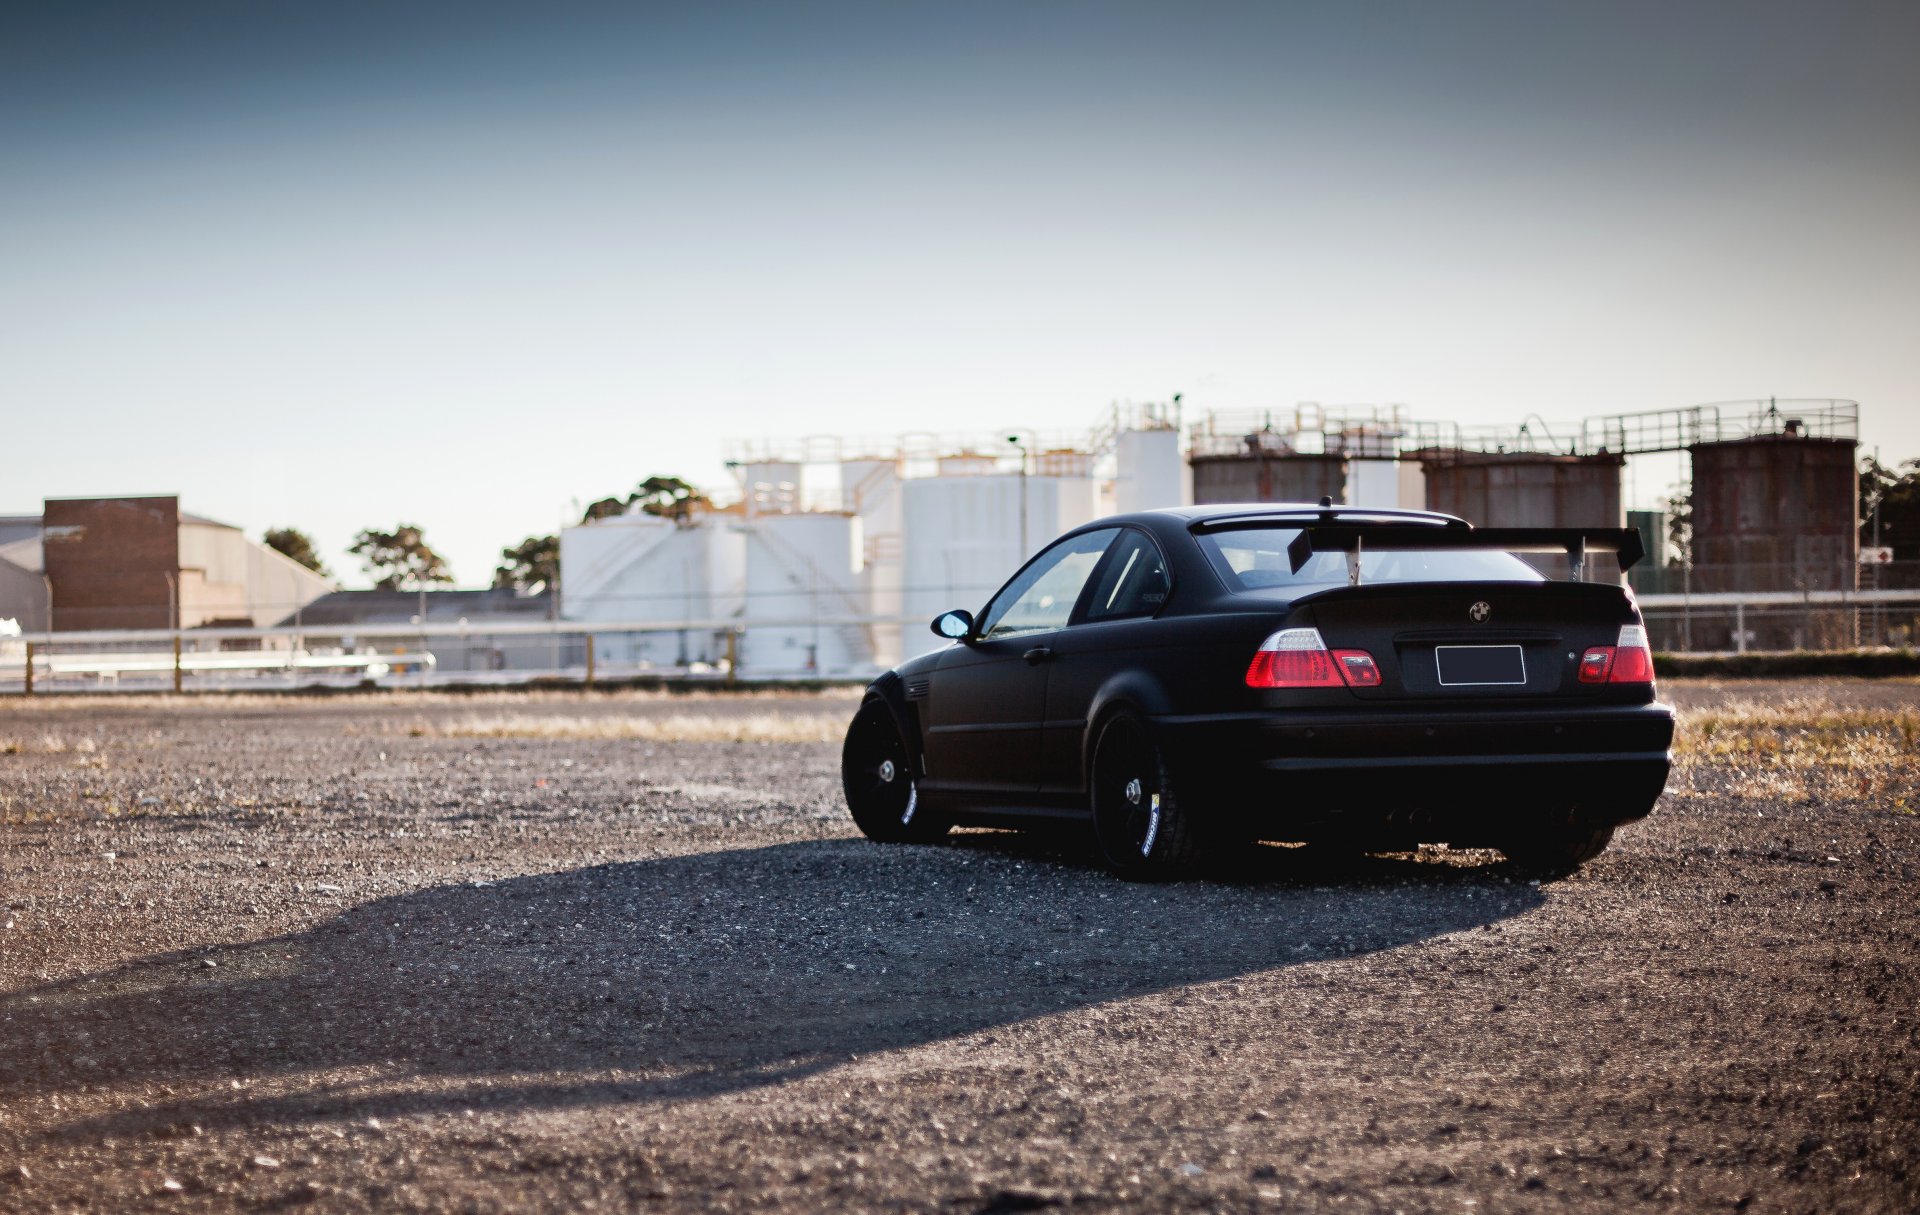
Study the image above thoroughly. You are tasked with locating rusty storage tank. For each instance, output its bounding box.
[1689,435,1857,594]
[1417,450,1625,529]
[1191,436,1347,505]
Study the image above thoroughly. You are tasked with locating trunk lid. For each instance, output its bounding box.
[1295,581,1640,701]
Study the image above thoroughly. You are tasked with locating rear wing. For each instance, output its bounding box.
[1286,525,1645,582]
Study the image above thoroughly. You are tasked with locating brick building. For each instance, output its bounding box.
[0,496,334,632]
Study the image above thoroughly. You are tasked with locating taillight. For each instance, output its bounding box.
[1333,650,1382,687]
[1611,624,1654,683]
[1578,647,1613,682]
[1246,628,1380,689]
[1579,624,1655,685]
[1246,628,1340,687]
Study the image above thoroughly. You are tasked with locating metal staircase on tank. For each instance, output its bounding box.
[749,522,875,672]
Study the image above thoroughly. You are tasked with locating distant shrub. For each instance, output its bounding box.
[1655,649,1920,679]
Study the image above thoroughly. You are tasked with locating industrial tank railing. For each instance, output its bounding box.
[1187,399,1861,461]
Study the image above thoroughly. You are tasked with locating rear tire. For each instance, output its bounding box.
[1499,819,1615,878]
[843,701,949,844]
[1090,712,1204,881]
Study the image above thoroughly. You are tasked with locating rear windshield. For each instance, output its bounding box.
[1197,526,1546,593]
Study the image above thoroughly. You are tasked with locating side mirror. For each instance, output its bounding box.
[930,609,975,640]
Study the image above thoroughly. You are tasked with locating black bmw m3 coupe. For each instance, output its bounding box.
[842,502,1674,880]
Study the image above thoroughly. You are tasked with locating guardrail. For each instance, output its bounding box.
[1631,588,1920,654]
[5,590,1920,695]
[0,617,905,695]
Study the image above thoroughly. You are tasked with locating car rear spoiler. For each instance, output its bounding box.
[1286,525,1645,582]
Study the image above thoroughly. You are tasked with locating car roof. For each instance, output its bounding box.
[1130,502,1466,527]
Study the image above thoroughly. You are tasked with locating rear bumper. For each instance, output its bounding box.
[1152,701,1674,843]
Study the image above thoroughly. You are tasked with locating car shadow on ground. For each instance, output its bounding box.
[942,825,1534,887]
[6,835,1541,1140]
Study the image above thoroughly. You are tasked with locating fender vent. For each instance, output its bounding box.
[906,679,931,700]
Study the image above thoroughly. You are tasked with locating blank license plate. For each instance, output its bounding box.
[1435,645,1526,686]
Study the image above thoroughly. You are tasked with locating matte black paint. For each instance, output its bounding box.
[856,504,1675,844]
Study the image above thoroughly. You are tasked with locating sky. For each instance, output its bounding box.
[4,0,1917,587]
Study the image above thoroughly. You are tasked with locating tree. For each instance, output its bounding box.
[632,475,710,522]
[578,476,711,525]
[1860,454,1920,559]
[349,524,454,591]
[1660,484,1692,567]
[494,534,558,593]
[264,527,329,577]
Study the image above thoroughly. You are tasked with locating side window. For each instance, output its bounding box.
[1084,529,1172,622]
[978,529,1120,640]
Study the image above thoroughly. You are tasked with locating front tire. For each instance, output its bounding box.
[1090,712,1204,881]
[843,701,948,844]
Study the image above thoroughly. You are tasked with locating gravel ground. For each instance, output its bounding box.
[1,680,1916,1213]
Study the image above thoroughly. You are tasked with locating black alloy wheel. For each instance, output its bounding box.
[842,701,948,844]
[1089,712,1202,880]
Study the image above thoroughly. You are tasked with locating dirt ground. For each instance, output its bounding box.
[1,680,1916,1213]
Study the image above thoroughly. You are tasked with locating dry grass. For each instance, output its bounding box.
[1673,695,1919,806]
[395,711,845,745]
[0,687,859,713]
[0,734,98,755]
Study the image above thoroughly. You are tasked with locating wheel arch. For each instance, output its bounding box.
[855,672,923,772]
[1080,668,1178,791]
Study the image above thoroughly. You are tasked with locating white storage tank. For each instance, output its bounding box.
[1343,457,1427,509]
[1398,460,1427,510]
[900,473,1100,659]
[842,458,906,669]
[560,511,745,671]
[736,512,869,676]
[1345,458,1401,509]
[1034,449,1095,477]
[741,461,803,516]
[840,459,899,517]
[1113,427,1185,513]
[938,453,998,477]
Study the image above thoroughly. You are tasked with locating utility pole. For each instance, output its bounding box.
[1873,447,1884,549]
[1009,434,1029,559]
[1872,446,1883,645]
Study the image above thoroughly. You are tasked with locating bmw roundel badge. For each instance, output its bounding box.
[1469,600,1492,623]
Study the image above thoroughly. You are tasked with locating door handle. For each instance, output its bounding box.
[1023,646,1053,665]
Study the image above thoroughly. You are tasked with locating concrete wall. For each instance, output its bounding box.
[177,521,334,628]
